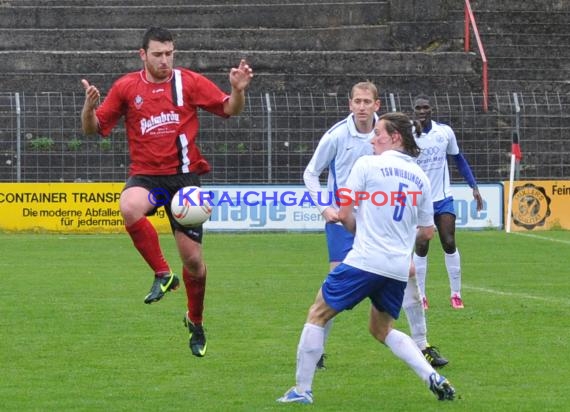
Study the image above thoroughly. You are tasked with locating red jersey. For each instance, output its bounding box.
[95,68,229,176]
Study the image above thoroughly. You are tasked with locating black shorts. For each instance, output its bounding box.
[123,174,204,243]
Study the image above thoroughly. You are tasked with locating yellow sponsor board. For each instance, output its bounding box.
[0,183,171,233]
[504,180,570,231]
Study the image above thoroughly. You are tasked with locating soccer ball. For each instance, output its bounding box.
[170,186,213,227]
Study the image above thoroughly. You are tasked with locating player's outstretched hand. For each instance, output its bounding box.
[81,79,100,110]
[229,59,253,92]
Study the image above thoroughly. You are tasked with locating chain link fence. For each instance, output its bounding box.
[1,91,568,184]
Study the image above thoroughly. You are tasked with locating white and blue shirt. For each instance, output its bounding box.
[414,120,460,202]
[343,150,434,282]
[304,113,378,213]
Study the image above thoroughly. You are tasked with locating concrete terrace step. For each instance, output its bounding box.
[0,50,477,76]
[471,0,569,12]
[484,45,570,59]
[473,11,570,24]
[490,56,568,71]
[0,3,389,29]
[489,67,569,81]
[479,23,570,35]
[388,19,463,51]
[490,79,570,94]
[481,33,570,47]
[0,71,482,95]
[0,50,479,93]
[6,0,379,5]
[0,26,391,52]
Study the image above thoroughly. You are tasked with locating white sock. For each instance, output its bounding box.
[413,253,428,297]
[296,323,325,393]
[403,276,427,350]
[445,249,462,297]
[384,329,434,383]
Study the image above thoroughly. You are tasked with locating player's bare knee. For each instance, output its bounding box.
[306,302,333,327]
[369,322,389,343]
[414,241,429,257]
[441,239,456,254]
[120,208,144,223]
[181,254,204,276]
[121,202,155,224]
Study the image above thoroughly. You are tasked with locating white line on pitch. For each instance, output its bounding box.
[511,232,570,245]
[464,285,570,306]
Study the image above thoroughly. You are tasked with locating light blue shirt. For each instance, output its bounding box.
[304,113,378,213]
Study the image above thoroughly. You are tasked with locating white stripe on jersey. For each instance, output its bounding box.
[178,133,190,173]
[174,69,184,107]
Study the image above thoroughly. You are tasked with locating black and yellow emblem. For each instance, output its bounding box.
[512,183,551,230]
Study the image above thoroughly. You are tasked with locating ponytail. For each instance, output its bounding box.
[379,112,421,158]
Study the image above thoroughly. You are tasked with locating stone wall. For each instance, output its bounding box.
[0,0,479,95]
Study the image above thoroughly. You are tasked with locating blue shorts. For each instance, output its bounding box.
[434,197,455,217]
[325,222,354,262]
[321,263,406,319]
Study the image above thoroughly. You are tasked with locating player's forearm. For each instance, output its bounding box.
[453,153,477,188]
[338,205,356,234]
[81,106,99,135]
[303,168,328,214]
[224,88,245,116]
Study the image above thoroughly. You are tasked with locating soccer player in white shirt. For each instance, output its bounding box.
[412,95,484,309]
[278,112,456,404]
[304,82,447,369]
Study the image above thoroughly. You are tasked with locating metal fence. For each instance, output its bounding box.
[1,91,568,184]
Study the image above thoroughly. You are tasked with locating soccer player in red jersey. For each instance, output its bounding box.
[81,27,253,357]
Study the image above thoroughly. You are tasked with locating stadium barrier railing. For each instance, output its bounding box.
[464,0,489,112]
[0,91,568,185]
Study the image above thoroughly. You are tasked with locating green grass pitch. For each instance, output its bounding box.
[1,230,569,411]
